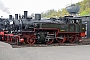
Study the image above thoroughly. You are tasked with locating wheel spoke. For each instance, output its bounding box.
[56,37,66,44]
[46,39,54,44]
[27,38,36,45]
[69,35,77,43]
[12,37,19,45]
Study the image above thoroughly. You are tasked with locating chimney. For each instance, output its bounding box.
[15,14,18,20]
[24,11,28,19]
[9,15,12,20]
[35,14,41,20]
[19,14,21,19]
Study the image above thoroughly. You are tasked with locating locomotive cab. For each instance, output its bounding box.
[65,17,85,33]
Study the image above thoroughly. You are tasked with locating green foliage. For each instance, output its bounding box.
[80,8,90,16]
[41,9,69,18]
[41,9,58,18]
[78,0,90,16]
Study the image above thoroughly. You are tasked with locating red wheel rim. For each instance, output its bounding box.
[69,35,77,43]
[27,38,36,45]
[46,39,54,44]
[56,37,66,44]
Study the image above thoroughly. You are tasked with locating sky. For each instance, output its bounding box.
[0,0,83,18]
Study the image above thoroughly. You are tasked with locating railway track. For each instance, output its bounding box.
[10,38,90,48]
[2,38,90,48]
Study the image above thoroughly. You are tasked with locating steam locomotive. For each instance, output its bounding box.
[0,11,86,45]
